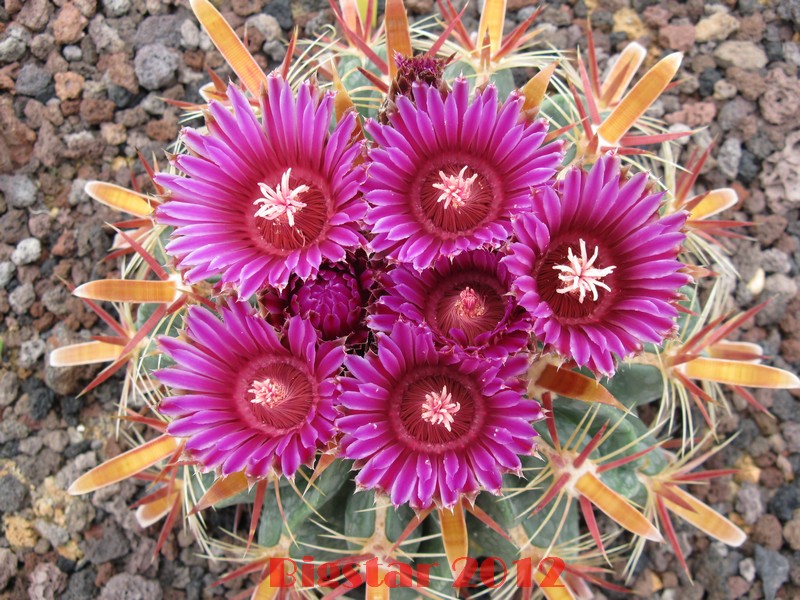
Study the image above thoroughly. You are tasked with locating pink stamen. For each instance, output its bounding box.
[432,165,478,210]
[249,378,286,408]
[456,287,486,319]
[421,385,461,431]
[553,239,616,303]
[253,168,309,227]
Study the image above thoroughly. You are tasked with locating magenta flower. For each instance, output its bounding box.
[261,257,374,343]
[369,250,530,358]
[503,155,688,375]
[338,322,541,509]
[155,75,366,298]
[363,78,563,269]
[157,302,343,479]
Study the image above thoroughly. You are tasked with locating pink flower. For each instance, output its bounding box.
[338,322,541,509]
[156,76,366,298]
[504,155,689,375]
[157,302,344,479]
[363,78,563,269]
[369,250,530,358]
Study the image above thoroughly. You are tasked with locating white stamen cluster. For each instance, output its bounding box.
[421,385,461,431]
[253,168,309,227]
[432,166,478,210]
[553,239,616,303]
[249,378,285,408]
[456,287,486,319]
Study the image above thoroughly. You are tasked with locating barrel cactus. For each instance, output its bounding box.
[50,0,800,597]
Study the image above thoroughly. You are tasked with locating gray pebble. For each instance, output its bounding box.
[746,132,775,159]
[718,97,755,132]
[740,557,756,582]
[263,39,286,62]
[42,286,71,316]
[11,237,42,266]
[140,93,166,115]
[134,14,187,49]
[738,149,760,184]
[717,137,742,179]
[62,569,97,600]
[771,390,800,423]
[0,174,38,209]
[81,523,131,564]
[43,430,69,453]
[65,131,101,156]
[63,45,83,61]
[647,99,665,118]
[768,484,800,522]
[35,520,70,548]
[0,25,30,64]
[99,574,162,600]
[0,371,19,408]
[246,14,282,43]
[28,562,67,599]
[88,15,126,54]
[0,474,29,513]
[179,19,199,49]
[134,44,180,91]
[0,261,15,288]
[755,545,789,600]
[19,339,47,370]
[0,36,27,63]
[713,79,737,100]
[735,482,764,524]
[55,451,97,494]
[30,33,54,60]
[785,41,800,68]
[756,274,798,325]
[782,422,800,454]
[264,0,292,30]
[679,73,700,95]
[0,548,16,591]
[68,179,89,206]
[715,41,769,70]
[14,63,53,98]
[777,0,800,23]
[517,6,540,22]
[9,282,35,315]
[760,248,791,274]
[101,0,130,17]
[0,419,30,445]
[18,436,42,456]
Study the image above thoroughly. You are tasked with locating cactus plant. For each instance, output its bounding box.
[51,0,800,597]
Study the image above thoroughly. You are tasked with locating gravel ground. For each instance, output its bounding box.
[0,0,799,598]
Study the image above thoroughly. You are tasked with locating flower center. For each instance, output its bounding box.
[552,239,616,304]
[248,377,286,408]
[431,274,508,346]
[253,168,309,227]
[418,160,495,234]
[420,385,461,431]
[535,237,618,322]
[251,168,328,252]
[418,254,529,352]
[432,166,478,210]
[455,287,486,319]
[393,370,484,452]
[241,360,315,433]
